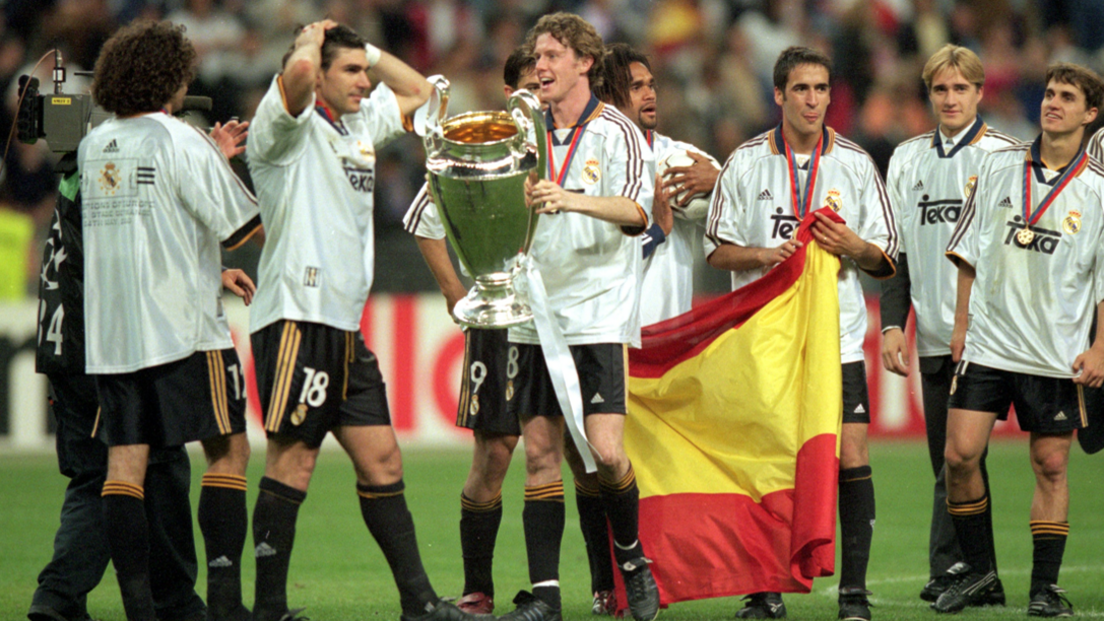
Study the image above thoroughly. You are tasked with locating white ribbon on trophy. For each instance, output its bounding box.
[519,255,596,473]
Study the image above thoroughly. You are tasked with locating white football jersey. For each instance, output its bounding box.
[886,118,1020,357]
[1088,126,1104,162]
[248,75,405,333]
[639,131,717,325]
[79,113,260,373]
[706,126,899,363]
[403,183,442,239]
[946,138,1104,378]
[509,96,654,346]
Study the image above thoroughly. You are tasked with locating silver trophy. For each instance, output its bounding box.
[422,77,546,328]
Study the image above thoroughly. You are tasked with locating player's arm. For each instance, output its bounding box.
[880,252,912,376]
[706,239,803,272]
[369,51,432,118]
[527,179,647,228]
[281,20,337,117]
[1073,301,1104,387]
[949,261,975,363]
[415,236,467,313]
[221,268,256,306]
[811,210,892,273]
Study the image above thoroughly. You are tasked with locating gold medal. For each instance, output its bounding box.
[1016,228,1034,245]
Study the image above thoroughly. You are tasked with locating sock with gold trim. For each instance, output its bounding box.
[1030,520,1069,593]
[199,473,249,620]
[252,476,306,621]
[576,477,614,593]
[103,480,156,621]
[599,464,643,569]
[460,492,502,597]
[524,481,565,610]
[948,494,992,573]
[358,481,437,616]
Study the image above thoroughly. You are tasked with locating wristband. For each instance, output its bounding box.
[364,43,382,68]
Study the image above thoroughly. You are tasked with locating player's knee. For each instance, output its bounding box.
[1031,451,1068,484]
[592,441,628,476]
[943,443,976,474]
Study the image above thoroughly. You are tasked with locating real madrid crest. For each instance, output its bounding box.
[1063,210,1082,235]
[355,140,375,163]
[823,189,842,212]
[965,175,978,199]
[582,158,601,185]
[99,163,121,195]
[291,403,308,426]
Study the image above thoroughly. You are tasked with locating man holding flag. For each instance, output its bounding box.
[705,46,898,621]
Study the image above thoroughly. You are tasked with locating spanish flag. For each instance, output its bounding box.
[624,208,843,604]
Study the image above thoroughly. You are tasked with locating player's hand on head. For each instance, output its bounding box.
[211,120,249,160]
[881,327,910,376]
[1072,345,1104,387]
[662,151,719,207]
[221,269,256,306]
[652,173,674,235]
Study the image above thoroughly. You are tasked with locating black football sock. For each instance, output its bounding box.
[252,477,305,621]
[357,481,438,616]
[948,494,992,574]
[524,481,565,611]
[576,477,614,593]
[103,481,157,621]
[198,473,249,620]
[599,464,645,574]
[838,466,875,590]
[460,491,503,597]
[1030,521,1069,593]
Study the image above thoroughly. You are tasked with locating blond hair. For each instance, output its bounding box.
[922,44,985,92]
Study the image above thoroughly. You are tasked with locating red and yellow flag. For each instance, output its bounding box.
[623,208,843,604]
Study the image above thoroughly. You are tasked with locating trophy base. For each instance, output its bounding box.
[453,275,532,328]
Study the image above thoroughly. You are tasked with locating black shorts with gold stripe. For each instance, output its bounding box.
[252,320,390,448]
[948,361,1088,433]
[506,342,628,420]
[94,348,246,447]
[456,328,520,436]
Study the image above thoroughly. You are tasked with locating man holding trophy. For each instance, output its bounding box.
[498,12,660,621]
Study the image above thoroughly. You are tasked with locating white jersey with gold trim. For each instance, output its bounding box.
[403,183,442,239]
[509,96,654,346]
[79,113,260,374]
[887,118,1020,357]
[1088,126,1104,162]
[705,125,898,363]
[639,132,716,325]
[946,138,1104,378]
[248,75,405,333]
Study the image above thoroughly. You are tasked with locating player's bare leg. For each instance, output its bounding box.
[458,431,518,611]
[103,445,156,621]
[1026,432,1073,611]
[199,433,252,621]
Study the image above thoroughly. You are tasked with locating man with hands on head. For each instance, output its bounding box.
[246,18,470,621]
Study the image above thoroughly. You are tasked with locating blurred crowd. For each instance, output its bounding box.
[2,0,1104,298]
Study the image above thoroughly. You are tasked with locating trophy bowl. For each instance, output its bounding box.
[423,85,546,328]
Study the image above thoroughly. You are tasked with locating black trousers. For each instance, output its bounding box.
[30,373,206,621]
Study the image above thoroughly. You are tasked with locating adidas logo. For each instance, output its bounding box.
[102,139,119,153]
[757,189,773,201]
[590,392,605,404]
[912,180,924,191]
[998,196,1013,208]
[1055,411,1068,421]
[255,543,277,558]
[854,404,866,414]
[208,555,233,568]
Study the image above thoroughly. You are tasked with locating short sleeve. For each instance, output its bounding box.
[403,182,446,240]
[247,75,315,166]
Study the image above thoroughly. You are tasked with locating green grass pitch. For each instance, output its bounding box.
[2,439,1102,620]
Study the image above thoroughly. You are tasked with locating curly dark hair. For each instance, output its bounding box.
[524,12,604,91]
[595,43,650,110]
[92,20,196,116]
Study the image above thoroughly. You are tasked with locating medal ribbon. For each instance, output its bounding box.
[547,123,587,186]
[784,131,824,220]
[1021,148,1087,231]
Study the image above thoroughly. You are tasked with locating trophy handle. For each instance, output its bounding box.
[420,74,451,154]
[507,89,546,257]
